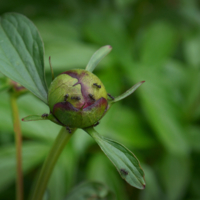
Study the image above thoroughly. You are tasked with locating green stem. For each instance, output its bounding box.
[10,94,23,200]
[30,127,75,200]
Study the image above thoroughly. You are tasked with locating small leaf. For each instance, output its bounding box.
[110,81,145,104]
[22,114,48,122]
[84,127,146,190]
[85,45,112,72]
[65,182,116,200]
[0,13,48,103]
[22,113,63,126]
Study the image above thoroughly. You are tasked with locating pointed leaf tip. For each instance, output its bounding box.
[85,45,112,72]
[111,80,145,104]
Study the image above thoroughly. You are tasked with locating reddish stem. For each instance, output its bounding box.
[10,94,23,200]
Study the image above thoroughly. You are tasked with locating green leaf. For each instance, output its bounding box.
[22,114,48,122]
[0,13,48,103]
[159,154,190,200]
[65,182,116,200]
[22,113,63,126]
[85,45,112,72]
[140,22,177,66]
[86,153,129,200]
[141,165,162,200]
[184,35,200,68]
[110,81,145,104]
[84,127,145,190]
[126,62,189,155]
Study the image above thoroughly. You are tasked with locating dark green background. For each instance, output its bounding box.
[0,0,200,200]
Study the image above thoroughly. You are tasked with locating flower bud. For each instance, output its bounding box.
[48,69,108,128]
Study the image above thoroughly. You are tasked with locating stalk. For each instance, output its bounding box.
[30,127,76,200]
[10,93,23,200]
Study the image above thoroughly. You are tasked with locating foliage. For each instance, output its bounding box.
[0,0,200,200]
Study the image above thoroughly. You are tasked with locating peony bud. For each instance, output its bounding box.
[48,69,108,128]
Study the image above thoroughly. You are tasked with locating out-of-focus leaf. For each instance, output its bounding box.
[186,126,200,152]
[86,153,129,200]
[85,45,112,72]
[34,19,108,71]
[44,41,99,71]
[84,127,145,190]
[0,142,50,192]
[139,165,163,200]
[183,69,200,121]
[42,190,50,200]
[83,13,131,63]
[184,36,200,68]
[34,19,80,43]
[0,76,10,92]
[115,0,137,9]
[159,153,190,200]
[140,22,177,66]
[110,81,145,104]
[0,13,48,103]
[65,182,115,200]
[180,6,200,27]
[127,63,189,155]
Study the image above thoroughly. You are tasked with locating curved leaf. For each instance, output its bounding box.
[22,114,48,122]
[84,127,145,190]
[0,13,48,103]
[85,45,112,72]
[110,81,145,104]
[65,182,115,200]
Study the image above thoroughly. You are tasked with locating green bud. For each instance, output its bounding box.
[48,69,108,128]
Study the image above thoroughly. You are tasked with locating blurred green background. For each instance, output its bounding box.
[0,0,200,199]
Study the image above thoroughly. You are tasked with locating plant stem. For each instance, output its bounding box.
[10,94,23,200]
[30,127,75,200]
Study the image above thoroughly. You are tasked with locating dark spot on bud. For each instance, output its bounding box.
[93,83,101,88]
[64,94,69,101]
[71,96,81,101]
[120,168,128,175]
[42,113,48,118]
[108,93,115,100]
[66,126,72,133]
[93,121,99,127]
[89,94,95,101]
